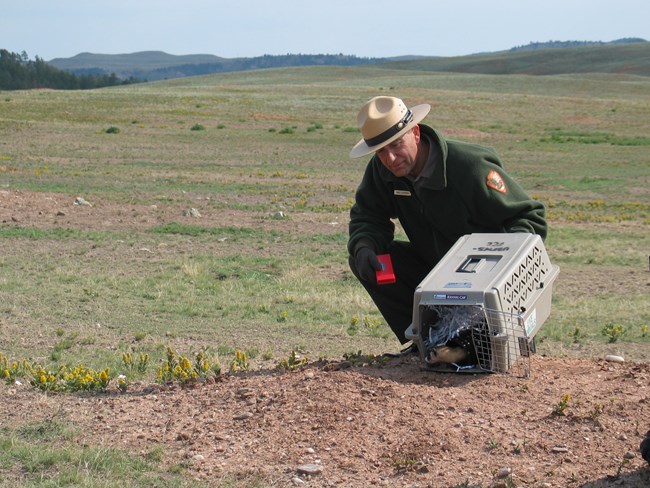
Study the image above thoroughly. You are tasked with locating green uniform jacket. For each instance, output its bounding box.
[348,125,548,268]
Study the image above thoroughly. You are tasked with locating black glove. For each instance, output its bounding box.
[355,247,382,283]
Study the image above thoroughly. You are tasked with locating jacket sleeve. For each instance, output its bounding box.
[347,160,396,256]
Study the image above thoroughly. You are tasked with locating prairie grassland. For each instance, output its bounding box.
[0,67,648,377]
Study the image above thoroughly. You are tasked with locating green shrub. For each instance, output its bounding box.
[601,323,625,343]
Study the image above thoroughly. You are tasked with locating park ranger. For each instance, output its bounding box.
[347,95,547,348]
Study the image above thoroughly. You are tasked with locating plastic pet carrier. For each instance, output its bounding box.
[404,233,559,376]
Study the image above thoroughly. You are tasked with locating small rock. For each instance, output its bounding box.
[233,412,253,421]
[552,446,569,453]
[296,463,323,476]
[623,451,636,460]
[291,477,306,486]
[305,447,315,454]
[193,454,204,461]
[237,387,255,398]
[74,196,92,207]
[183,208,201,218]
[605,354,624,363]
[273,211,286,219]
[496,467,512,479]
[56,210,65,216]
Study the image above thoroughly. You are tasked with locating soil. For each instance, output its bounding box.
[1,189,649,487]
[2,356,649,487]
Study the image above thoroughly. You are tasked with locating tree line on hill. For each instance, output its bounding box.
[0,50,142,90]
[509,38,646,51]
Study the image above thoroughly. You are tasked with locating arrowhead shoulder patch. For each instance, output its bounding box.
[487,170,507,193]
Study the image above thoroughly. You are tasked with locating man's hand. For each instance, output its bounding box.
[355,247,382,283]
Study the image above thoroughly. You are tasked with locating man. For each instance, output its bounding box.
[347,96,547,348]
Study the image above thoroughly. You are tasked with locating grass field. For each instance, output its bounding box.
[0,66,648,380]
[1,65,649,488]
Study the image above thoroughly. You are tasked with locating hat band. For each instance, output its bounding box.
[363,110,413,148]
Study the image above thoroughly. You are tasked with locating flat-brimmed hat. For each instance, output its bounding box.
[349,96,431,159]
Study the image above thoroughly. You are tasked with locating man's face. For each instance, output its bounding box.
[375,126,421,178]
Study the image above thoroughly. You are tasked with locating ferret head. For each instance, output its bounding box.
[426,346,468,365]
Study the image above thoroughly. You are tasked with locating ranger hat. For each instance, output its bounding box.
[349,96,431,158]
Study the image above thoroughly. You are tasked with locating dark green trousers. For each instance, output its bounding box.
[348,241,433,344]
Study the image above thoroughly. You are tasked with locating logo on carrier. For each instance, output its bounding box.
[434,294,468,300]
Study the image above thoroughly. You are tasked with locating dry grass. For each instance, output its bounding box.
[0,67,648,375]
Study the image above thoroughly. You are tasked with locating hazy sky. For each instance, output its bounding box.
[3,0,649,61]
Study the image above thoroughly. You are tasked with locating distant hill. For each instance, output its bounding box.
[378,41,650,77]
[48,51,388,81]
[45,39,650,81]
[48,51,228,74]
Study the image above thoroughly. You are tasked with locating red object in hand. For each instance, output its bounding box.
[376,254,396,284]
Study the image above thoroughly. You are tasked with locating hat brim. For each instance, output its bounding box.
[349,103,431,159]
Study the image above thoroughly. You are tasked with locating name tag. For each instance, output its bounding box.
[394,190,412,197]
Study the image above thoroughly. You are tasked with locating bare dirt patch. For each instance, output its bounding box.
[2,356,649,487]
[0,189,345,237]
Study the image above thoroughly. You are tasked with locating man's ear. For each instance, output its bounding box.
[411,124,421,144]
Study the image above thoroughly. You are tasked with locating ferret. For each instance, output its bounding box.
[426,346,468,365]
